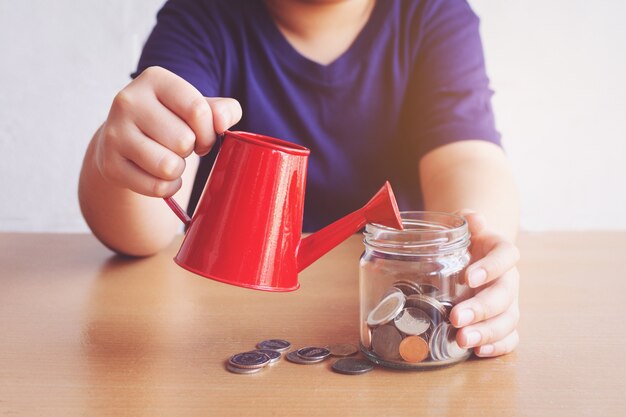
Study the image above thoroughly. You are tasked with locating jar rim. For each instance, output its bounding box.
[364,211,470,254]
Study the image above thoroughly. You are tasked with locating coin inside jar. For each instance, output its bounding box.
[367,291,405,327]
[441,322,468,359]
[371,324,403,361]
[392,280,422,296]
[417,283,440,297]
[393,307,431,336]
[405,294,448,322]
[399,336,430,363]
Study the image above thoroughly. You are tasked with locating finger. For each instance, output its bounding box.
[106,152,183,197]
[474,330,519,357]
[450,267,519,327]
[197,97,242,155]
[138,67,217,156]
[456,301,519,349]
[117,125,186,181]
[454,209,487,236]
[132,93,197,158]
[205,97,243,133]
[465,237,520,288]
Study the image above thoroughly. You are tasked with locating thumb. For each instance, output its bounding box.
[205,97,243,133]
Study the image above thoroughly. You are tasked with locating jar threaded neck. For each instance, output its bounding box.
[364,211,470,256]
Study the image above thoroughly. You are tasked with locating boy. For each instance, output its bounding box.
[79,0,520,358]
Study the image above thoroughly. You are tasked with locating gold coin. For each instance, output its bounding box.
[399,336,430,363]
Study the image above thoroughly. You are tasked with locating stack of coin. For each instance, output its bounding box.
[227,340,370,375]
[286,346,331,364]
[226,339,290,374]
[362,281,468,366]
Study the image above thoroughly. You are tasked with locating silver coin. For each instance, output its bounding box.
[286,350,325,364]
[441,322,468,359]
[326,343,358,357]
[393,307,432,336]
[371,324,403,361]
[331,358,374,375]
[418,283,440,297]
[438,300,454,317]
[405,294,447,323]
[392,280,422,296]
[256,339,291,352]
[367,291,405,327]
[228,351,271,369]
[296,346,331,361]
[381,286,404,299]
[429,322,445,361]
[254,349,282,364]
[226,363,264,374]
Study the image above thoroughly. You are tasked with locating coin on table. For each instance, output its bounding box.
[399,336,430,363]
[392,280,422,296]
[286,350,325,365]
[393,307,432,336]
[297,346,331,362]
[256,339,291,352]
[367,291,405,327]
[254,349,282,364]
[226,363,264,375]
[326,343,358,357]
[331,358,374,375]
[228,351,271,369]
[371,324,403,361]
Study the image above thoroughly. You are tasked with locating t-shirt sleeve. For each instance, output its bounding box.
[131,0,221,97]
[411,0,501,157]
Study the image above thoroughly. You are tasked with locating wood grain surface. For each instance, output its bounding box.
[1,232,625,416]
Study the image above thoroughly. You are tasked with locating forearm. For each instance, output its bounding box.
[419,140,519,241]
[78,126,198,256]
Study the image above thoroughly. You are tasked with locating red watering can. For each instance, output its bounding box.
[164,130,403,291]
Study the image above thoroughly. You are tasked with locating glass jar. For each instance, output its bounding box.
[359,211,472,369]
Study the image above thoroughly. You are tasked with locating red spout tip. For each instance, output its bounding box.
[364,181,404,230]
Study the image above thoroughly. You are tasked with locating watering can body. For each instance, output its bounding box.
[165,130,402,291]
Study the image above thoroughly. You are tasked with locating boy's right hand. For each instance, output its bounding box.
[93,66,242,197]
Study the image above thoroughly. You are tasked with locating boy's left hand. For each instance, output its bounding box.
[450,210,520,357]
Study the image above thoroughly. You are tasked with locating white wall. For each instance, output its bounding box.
[0,0,624,232]
[472,0,626,230]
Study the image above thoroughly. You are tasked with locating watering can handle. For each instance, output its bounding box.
[162,132,223,228]
[164,197,191,227]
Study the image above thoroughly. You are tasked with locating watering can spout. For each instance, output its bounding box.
[296,181,404,272]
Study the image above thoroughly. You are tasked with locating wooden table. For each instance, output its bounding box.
[1,232,625,416]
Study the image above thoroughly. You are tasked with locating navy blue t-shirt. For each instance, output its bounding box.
[133,0,500,232]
